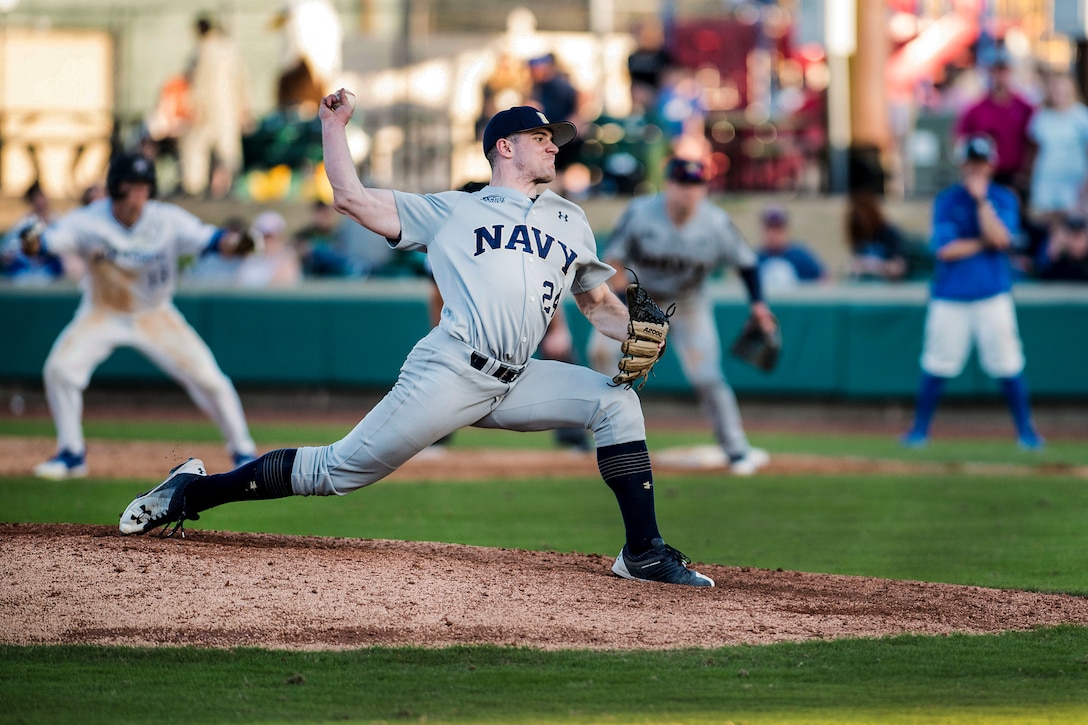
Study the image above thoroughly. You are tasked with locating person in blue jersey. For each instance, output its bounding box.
[901,135,1043,450]
[755,206,827,291]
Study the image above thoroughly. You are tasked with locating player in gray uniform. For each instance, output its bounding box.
[589,157,776,475]
[24,153,258,479]
[119,96,714,587]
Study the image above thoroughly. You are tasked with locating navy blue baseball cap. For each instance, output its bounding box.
[761,206,789,227]
[482,106,577,154]
[665,157,708,184]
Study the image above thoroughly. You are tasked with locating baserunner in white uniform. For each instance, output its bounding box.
[119,96,714,587]
[589,157,777,475]
[25,153,258,479]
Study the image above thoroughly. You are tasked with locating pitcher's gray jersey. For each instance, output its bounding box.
[603,194,756,302]
[394,185,614,364]
[292,184,645,498]
[44,198,218,312]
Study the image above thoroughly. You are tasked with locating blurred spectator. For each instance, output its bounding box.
[142,73,190,195]
[144,72,192,147]
[0,181,67,286]
[273,0,343,114]
[755,206,828,290]
[476,53,531,140]
[627,19,674,116]
[180,15,252,199]
[16,179,53,224]
[236,210,302,288]
[334,218,407,277]
[293,200,356,278]
[844,192,909,282]
[655,66,710,161]
[1026,72,1088,232]
[953,49,1035,203]
[528,52,587,194]
[80,183,106,207]
[1037,212,1088,282]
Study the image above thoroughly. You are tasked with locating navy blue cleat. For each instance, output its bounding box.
[119,458,206,537]
[612,538,715,587]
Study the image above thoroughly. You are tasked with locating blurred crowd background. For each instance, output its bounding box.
[2,0,1088,287]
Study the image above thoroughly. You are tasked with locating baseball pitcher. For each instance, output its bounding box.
[119,94,714,587]
[25,153,259,479]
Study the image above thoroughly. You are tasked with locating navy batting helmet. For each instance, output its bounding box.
[106,153,157,200]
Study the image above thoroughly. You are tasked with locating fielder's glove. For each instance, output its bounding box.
[233,227,264,257]
[612,276,672,391]
[730,313,782,372]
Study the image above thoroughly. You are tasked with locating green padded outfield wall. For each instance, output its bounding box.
[4,282,1087,399]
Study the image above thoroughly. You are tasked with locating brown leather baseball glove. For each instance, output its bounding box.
[612,277,672,391]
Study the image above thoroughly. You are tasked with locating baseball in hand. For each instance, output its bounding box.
[331,89,357,112]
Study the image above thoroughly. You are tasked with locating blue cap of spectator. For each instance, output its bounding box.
[761,206,789,227]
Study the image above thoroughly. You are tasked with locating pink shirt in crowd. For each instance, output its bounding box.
[954,93,1035,177]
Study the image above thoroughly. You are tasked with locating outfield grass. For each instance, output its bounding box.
[3,628,1088,724]
[3,422,1088,724]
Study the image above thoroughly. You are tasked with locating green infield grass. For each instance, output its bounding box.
[3,470,1087,594]
[3,416,1087,467]
[3,419,1088,723]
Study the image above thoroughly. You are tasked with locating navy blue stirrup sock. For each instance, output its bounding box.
[597,440,661,555]
[184,448,297,515]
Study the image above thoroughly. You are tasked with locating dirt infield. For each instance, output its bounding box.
[4,394,1088,652]
[3,522,1088,651]
[4,434,1088,652]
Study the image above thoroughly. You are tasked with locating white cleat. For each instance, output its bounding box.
[119,458,206,536]
[729,447,770,476]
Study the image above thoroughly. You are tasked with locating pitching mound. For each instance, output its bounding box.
[3,523,1088,652]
